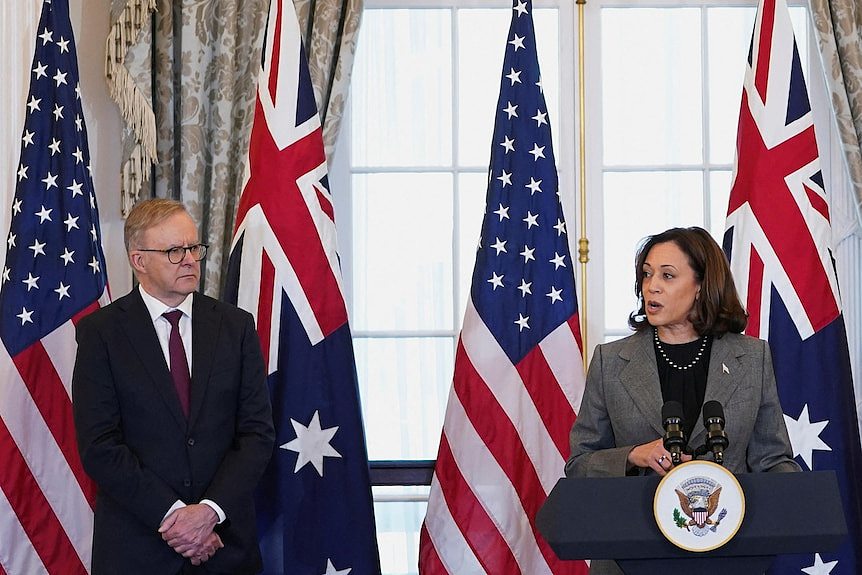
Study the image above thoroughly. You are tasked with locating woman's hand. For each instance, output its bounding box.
[627,438,691,476]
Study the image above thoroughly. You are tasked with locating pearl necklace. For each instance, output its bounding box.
[654,329,708,371]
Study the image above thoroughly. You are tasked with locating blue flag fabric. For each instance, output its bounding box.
[223,1,380,573]
[724,1,862,572]
[0,0,109,571]
[419,1,587,572]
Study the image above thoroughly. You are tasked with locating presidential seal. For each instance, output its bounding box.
[653,460,745,552]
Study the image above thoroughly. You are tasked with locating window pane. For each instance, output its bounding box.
[457,9,560,168]
[352,173,454,331]
[373,489,428,575]
[707,8,756,165]
[602,8,702,166]
[352,10,452,167]
[356,338,452,460]
[710,169,733,239]
[457,9,509,167]
[603,171,704,330]
[457,172,486,323]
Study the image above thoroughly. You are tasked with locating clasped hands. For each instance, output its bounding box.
[159,504,223,565]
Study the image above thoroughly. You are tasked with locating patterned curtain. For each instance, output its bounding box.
[115,0,363,296]
[809,0,862,218]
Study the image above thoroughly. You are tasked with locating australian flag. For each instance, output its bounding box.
[223,1,380,573]
[724,0,862,573]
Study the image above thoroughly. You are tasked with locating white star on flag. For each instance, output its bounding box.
[783,404,831,470]
[493,204,510,221]
[280,410,342,476]
[801,553,838,575]
[509,33,525,51]
[491,237,507,255]
[321,559,352,575]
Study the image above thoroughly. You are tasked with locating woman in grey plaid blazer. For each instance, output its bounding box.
[566,227,798,575]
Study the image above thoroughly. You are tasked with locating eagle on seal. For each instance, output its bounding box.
[675,486,722,529]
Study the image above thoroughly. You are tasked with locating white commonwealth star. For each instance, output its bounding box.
[281,410,341,476]
[784,404,831,470]
[801,553,838,575]
[321,559,351,575]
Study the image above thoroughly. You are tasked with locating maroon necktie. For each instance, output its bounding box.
[163,310,190,417]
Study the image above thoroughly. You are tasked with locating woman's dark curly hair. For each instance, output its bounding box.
[628,227,747,336]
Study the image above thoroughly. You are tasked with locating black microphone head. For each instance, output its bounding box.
[702,400,724,423]
[662,401,684,424]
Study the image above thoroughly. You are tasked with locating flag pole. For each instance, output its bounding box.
[576,0,589,370]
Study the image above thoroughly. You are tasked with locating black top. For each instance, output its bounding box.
[653,331,713,439]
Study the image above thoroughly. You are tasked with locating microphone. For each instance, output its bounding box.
[702,400,729,465]
[661,401,686,466]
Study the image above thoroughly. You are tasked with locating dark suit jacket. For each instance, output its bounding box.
[566,330,799,575]
[72,289,275,575]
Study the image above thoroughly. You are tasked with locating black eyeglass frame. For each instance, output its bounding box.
[136,243,209,264]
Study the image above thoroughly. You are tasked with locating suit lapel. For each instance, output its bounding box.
[189,293,220,429]
[119,289,188,429]
[618,330,665,436]
[688,334,744,447]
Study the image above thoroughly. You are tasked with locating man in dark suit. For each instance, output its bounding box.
[72,198,275,574]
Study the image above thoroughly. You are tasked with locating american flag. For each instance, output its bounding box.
[222,1,380,573]
[724,0,862,573]
[0,0,110,573]
[418,1,586,573]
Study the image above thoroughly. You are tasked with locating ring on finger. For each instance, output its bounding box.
[657,455,667,464]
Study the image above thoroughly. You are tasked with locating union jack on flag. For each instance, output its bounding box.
[223,1,380,573]
[419,1,586,573]
[724,0,862,572]
[0,0,110,572]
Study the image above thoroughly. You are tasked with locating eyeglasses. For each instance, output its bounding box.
[137,243,208,264]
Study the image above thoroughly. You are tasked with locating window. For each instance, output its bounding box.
[595,2,814,343]
[331,1,833,573]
